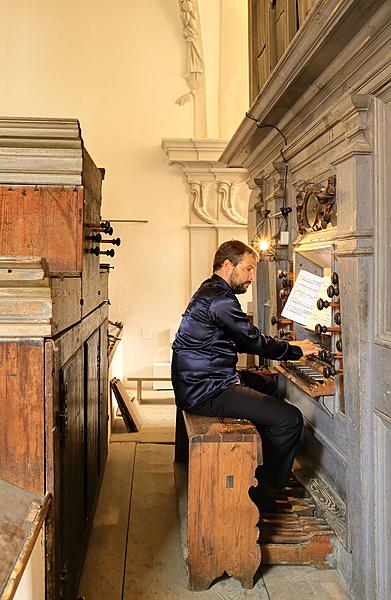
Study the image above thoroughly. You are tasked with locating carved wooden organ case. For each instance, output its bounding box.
[0,118,116,600]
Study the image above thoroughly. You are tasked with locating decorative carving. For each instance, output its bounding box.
[296,175,336,233]
[176,0,207,137]
[218,182,247,225]
[190,182,216,224]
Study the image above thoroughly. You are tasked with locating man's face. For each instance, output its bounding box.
[227,253,257,294]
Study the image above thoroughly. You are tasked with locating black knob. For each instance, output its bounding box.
[331,272,339,284]
[319,349,332,362]
[336,339,343,352]
[278,270,289,279]
[100,237,121,246]
[279,289,291,299]
[88,233,102,243]
[89,247,115,257]
[327,284,339,298]
[315,324,325,335]
[103,249,115,257]
[271,316,278,325]
[282,278,291,288]
[323,365,336,379]
[100,220,110,232]
[334,312,341,325]
[317,298,329,310]
[278,329,293,339]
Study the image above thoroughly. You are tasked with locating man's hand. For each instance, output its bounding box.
[290,339,320,357]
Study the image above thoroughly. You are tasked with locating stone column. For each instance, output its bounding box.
[331,94,374,599]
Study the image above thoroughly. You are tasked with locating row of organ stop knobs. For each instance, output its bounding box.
[87,221,121,257]
[272,270,343,380]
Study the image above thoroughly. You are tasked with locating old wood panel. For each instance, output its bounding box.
[60,346,86,600]
[82,148,103,203]
[99,320,109,475]
[0,480,48,598]
[51,276,82,334]
[85,330,100,519]
[0,340,45,494]
[81,187,102,317]
[0,186,84,273]
[275,0,297,63]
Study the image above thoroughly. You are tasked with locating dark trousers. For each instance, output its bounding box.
[189,371,303,485]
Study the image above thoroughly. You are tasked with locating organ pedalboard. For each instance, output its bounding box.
[274,271,343,398]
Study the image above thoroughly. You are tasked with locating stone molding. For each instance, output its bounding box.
[0,117,83,185]
[221,0,386,169]
[161,138,250,226]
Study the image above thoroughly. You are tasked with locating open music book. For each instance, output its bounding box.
[281,269,332,330]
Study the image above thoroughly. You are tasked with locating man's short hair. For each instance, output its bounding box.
[213,240,259,272]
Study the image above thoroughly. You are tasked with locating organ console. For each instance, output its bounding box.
[275,356,335,397]
[272,255,344,403]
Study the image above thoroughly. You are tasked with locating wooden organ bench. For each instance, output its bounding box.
[175,405,337,591]
[174,409,262,591]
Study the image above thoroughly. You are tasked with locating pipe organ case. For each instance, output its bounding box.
[0,118,111,600]
[223,2,391,598]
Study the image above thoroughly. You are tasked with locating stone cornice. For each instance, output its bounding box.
[161,138,228,166]
[0,117,83,185]
[221,0,385,168]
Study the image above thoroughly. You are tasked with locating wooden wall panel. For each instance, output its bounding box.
[0,186,84,273]
[0,340,45,494]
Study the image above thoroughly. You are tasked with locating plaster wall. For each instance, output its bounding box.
[0,0,192,378]
[0,0,248,379]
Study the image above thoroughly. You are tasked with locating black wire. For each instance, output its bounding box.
[245,112,288,146]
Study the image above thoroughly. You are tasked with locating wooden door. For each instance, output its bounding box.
[85,330,100,519]
[59,347,85,600]
[99,320,109,475]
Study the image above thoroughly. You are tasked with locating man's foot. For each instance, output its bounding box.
[249,483,280,512]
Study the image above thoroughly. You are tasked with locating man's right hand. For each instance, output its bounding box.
[289,339,320,357]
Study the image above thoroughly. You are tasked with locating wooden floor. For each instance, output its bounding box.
[78,405,352,600]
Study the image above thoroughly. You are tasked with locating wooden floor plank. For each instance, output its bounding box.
[262,565,351,599]
[111,404,176,443]
[78,442,136,600]
[123,443,269,599]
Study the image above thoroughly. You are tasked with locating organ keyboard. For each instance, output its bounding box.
[275,356,335,397]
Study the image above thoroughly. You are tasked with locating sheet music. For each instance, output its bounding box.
[281,269,332,330]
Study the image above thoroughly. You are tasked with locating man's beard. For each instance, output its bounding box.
[228,271,249,294]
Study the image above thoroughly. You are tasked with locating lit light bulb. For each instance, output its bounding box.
[259,239,269,251]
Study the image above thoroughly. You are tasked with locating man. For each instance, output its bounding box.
[171,240,319,490]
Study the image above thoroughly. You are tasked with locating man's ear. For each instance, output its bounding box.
[222,258,233,273]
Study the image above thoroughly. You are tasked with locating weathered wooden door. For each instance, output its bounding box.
[59,347,85,600]
[99,320,109,475]
[85,330,100,518]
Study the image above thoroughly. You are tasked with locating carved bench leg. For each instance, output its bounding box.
[187,439,261,591]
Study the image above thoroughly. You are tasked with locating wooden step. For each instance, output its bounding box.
[256,476,335,567]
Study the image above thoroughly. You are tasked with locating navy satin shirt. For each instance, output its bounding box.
[171,274,303,410]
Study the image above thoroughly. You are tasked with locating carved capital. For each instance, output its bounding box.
[190,182,216,224]
[333,94,373,165]
[218,182,247,225]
